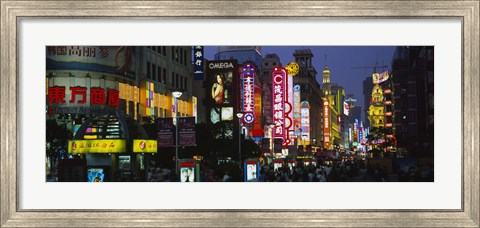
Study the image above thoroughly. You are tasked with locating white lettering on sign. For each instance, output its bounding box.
[272,68,286,139]
[208,62,234,69]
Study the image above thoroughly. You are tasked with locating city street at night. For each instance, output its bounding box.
[46,46,434,182]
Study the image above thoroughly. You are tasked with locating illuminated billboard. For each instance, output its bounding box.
[242,63,255,123]
[272,67,287,140]
[344,101,350,116]
[179,161,196,182]
[293,84,301,137]
[301,101,310,145]
[207,61,235,106]
[193,46,204,80]
[323,99,330,148]
[133,139,157,153]
[372,70,390,84]
[47,46,136,80]
[206,60,237,140]
[87,168,105,182]
[252,86,263,137]
[68,139,126,154]
[244,161,260,182]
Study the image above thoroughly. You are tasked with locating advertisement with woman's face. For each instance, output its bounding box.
[210,72,232,105]
[274,163,283,172]
[180,167,195,182]
[246,164,257,182]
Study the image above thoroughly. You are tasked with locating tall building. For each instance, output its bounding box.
[46,46,196,181]
[292,49,323,147]
[362,76,373,127]
[392,46,434,157]
[329,84,345,148]
[367,83,385,128]
[215,46,263,69]
[331,84,346,147]
[142,46,196,122]
[260,54,282,127]
[349,106,362,124]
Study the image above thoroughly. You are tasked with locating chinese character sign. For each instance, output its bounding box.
[179,117,196,146]
[272,67,286,140]
[193,46,204,80]
[242,63,255,123]
[47,46,136,79]
[158,118,174,147]
[323,99,330,148]
[301,101,310,145]
[293,84,301,137]
[48,86,119,106]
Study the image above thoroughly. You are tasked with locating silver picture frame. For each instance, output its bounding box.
[1,0,478,227]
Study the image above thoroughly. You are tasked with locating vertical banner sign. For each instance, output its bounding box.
[205,60,237,140]
[179,117,196,146]
[284,73,293,145]
[323,99,330,148]
[158,118,174,147]
[358,127,364,145]
[272,67,286,141]
[193,46,204,80]
[353,119,358,142]
[301,101,311,145]
[252,86,263,137]
[293,85,301,137]
[242,63,255,124]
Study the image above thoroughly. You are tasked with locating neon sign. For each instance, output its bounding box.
[242,64,255,123]
[272,67,286,140]
[323,99,330,148]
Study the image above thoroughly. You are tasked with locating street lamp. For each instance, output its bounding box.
[172,91,182,175]
[236,112,244,168]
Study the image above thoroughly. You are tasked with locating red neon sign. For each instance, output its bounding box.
[272,67,286,140]
[48,86,120,107]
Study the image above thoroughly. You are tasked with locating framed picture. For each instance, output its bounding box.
[1,0,479,227]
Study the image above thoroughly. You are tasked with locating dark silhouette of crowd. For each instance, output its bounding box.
[144,158,433,182]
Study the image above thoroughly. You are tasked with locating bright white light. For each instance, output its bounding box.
[172,91,182,98]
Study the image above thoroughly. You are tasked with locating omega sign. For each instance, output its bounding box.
[208,62,235,69]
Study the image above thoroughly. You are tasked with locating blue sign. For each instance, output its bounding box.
[243,113,254,124]
[193,46,204,80]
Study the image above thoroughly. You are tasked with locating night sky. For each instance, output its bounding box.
[204,46,397,123]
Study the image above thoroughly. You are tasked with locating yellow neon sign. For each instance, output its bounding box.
[133,139,157,153]
[68,139,126,154]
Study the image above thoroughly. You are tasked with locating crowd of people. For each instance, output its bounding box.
[144,158,433,182]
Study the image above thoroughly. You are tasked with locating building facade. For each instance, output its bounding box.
[293,49,323,147]
[392,46,434,157]
[46,46,196,181]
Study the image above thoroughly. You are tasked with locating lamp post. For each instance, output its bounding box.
[172,91,183,175]
[236,113,244,168]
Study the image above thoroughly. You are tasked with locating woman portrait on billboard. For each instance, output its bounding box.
[211,73,225,104]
